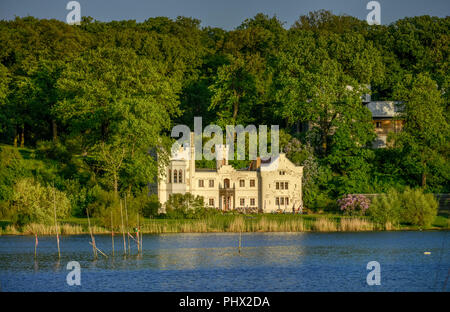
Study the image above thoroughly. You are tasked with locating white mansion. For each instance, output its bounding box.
[158,133,304,213]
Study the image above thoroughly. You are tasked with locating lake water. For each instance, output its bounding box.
[0,231,448,292]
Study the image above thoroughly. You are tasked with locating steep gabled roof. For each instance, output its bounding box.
[365,101,403,118]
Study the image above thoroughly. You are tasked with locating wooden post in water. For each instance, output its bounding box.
[125,196,130,255]
[238,231,242,254]
[111,210,114,257]
[136,214,140,254]
[87,208,97,259]
[89,242,108,258]
[120,200,126,256]
[135,214,139,254]
[34,233,38,259]
[140,228,143,255]
[53,187,60,259]
[139,214,143,254]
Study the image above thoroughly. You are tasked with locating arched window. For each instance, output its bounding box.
[224,178,230,188]
[179,169,183,183]
[168,169,172,183]
[174,170,178,183]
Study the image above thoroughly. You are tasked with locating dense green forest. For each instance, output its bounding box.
[0,11,448,225]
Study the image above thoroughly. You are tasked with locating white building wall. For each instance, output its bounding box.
[158,134,303,213]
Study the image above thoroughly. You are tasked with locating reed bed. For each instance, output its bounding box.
[180,221,208,233]
[228,216,245,232]
[339,218,374,231]
[312,218,338,232]
[0,223,109,235]
[5,224,20,235]
[245,217,305,232]
[1,214,445,235]
[21,223,86,235]
[384,221,398,231]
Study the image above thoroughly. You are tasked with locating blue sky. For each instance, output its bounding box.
[0,0,448,29]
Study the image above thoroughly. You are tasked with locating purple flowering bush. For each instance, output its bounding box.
[337,194,370,216]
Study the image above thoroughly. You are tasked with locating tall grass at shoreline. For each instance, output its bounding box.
[312,218,338,232]
[1,223,109,235]
[0,213,447,235]
[339,218,375,231]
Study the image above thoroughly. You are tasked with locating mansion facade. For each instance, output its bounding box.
[158,133,304,213]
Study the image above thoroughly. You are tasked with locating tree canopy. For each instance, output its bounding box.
[0,12,448,216]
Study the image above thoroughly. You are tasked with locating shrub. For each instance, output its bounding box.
[368,189,402,226]
[88,188,159,229]
[305,191,336,212]
[125,189,160,218]
[0,146,28,201]
[337,194,370,216]
[140,194,160,218]
[35,141,72,163]
[368,187,438,227]
[63,180,100,217]
[11,178,71,225]
[88,189,120,228]
[0,201,11,219]
[165,193,215,219]
[400,188,438,227]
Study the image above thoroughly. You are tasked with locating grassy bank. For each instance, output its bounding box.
[1,213,448,235]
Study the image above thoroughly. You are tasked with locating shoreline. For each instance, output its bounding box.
[1,228,449,236]
[1,214,448,236]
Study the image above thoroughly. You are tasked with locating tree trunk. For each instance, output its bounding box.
[421,157,427,188]
[114,174,119,199]
[52,119,58,142]
[233,101,238,123]
[20,125,25,148]
[232,91,240,124]
[13,127,18,147]
[321,130,328,156]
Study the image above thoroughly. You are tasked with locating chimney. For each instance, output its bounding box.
[249,156,261,170]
